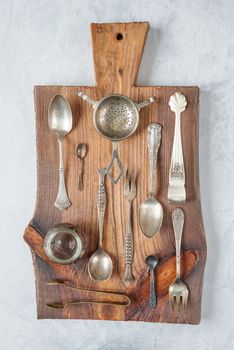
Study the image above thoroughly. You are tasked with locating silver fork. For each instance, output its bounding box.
[123,169,137,286]
[169,208,189,311]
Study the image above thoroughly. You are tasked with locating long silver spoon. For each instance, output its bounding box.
[88,168,113,280]
[146,255,159,308]
[76,143,87,191]
[48,95,72,211]
[139,123,163,238]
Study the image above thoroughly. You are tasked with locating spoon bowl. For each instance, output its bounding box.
[88,248,113,281]
[48,95,72,137]
[139,197,163,238]
[146,255,159,269]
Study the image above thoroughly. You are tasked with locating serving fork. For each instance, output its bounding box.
[123,169,137,285]
[169,208,189,310]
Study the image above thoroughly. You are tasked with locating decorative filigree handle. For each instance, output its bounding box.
[54,138,71,211]
[168,92,187,203]
[97,168,106,248]
[106,142,124,185]
[172,208,185,279]
[147,123,162,197]
[123,202,134,285]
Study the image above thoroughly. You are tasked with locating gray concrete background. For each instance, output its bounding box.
[0,0,234,349]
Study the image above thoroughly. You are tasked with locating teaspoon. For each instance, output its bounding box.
[76,143,87,191]
[138,123,163,237]
[48,95,72,210]
[146,255,159,308]
[88,168,113,280]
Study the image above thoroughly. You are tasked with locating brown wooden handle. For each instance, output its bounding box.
[91,22,149,90]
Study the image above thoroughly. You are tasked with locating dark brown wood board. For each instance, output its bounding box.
[24,22,207,324]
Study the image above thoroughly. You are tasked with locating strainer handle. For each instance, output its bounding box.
[77,91,97,107]
[136,96,156,111]
[106,142,124,185]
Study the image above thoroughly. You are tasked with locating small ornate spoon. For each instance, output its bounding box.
[76,143,87,191]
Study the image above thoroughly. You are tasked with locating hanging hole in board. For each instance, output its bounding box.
[116,33,123,41]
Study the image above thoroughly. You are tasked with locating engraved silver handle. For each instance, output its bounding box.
[54,138,71,211]
[149,266,156,308]
[97,168,106,248]
[172,208,185,279]
[168,92,187,203]
[123,202,134,284]
[147,123,162,197]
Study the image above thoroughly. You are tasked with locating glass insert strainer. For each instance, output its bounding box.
[77,92,156,184]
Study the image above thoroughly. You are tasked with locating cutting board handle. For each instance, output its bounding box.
[91,22,149,91]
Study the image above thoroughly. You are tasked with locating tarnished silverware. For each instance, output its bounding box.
[168,92,187,203]
[88,168,113,280]
[46,280,131,308]
[76,143,87,191]
[139,123,163,238]
[169,208,189,311]
[77,92,156,184]
[123,169,136,286]
[146,255,159,308]
[48,95,72,210]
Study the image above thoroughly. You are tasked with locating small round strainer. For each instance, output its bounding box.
[77,92,156,184]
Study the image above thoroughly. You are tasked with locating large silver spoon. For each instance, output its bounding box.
[88,168,113,280]
[139,123,163,238]
[48,95,72,211]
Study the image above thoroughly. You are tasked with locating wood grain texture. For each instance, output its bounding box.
[25,22,207,323]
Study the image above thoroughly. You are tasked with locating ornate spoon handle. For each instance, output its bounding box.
[123,201,134,285]
[147,123,162,197]
[168,92,187,203]
[172,208,185,279]
[54,138,71,211]
[97,168,106,248]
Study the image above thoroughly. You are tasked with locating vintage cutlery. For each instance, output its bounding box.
[146,255,159,308]
[168,92,187,203]
[123,169,136,286]
[44,224,85,265]
[48,95,72,210]
[88,168,113,280]
[139,123,163,238]
[46,280,130,308]
[77,92,156,184]
[76,143,87,191]
[169,208,189,310]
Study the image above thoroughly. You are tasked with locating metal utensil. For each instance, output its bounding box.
[169,208,189,311]
[76,143,87,191]
[139,123,163,238]
[48,95,72,210]
[77,92,156,184]
[168,92,187,203]
[46,280,131,308]
[146,255,159,308]
[123,169,136,286]
[88,168,113,280]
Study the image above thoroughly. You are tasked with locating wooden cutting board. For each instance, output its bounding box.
[24,22,207,324]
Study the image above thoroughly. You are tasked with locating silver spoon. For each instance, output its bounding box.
[139,123,163,238]
[48,95,72,211]
[76,143,87,191]
[88,168,113,280]
[146,255,159,308]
